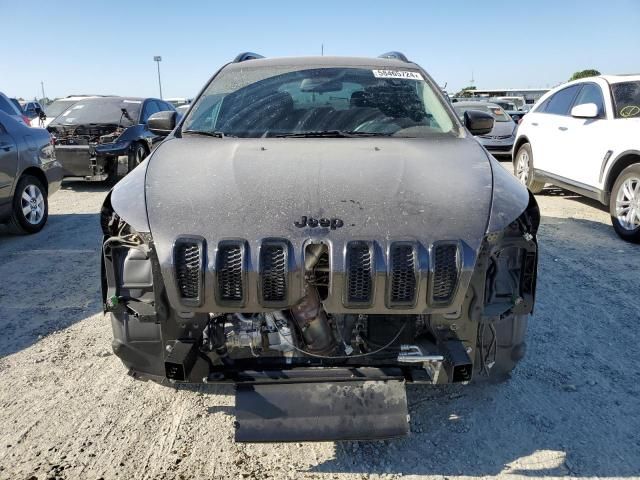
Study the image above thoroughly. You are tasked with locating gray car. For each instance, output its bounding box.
[453,101,517,157]
[0,92,29,126]
[0,111,62,233]
[100,52,539,442]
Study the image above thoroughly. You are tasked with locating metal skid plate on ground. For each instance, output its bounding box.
[235,380,409,442]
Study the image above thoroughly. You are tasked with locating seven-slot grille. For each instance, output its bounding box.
[389,243,417,306]
[174,239,462,308]
[216,243,244,303]
[174,239,203,304]
[432,243,459,303]
[260,243,287,303]
[346,242,373,304]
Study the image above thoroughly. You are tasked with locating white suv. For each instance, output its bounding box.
[513,75,640,242]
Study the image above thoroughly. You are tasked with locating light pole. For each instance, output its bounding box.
[154,56,163,99]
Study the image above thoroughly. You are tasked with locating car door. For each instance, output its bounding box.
[561,83,610,188]
[531,84,582,177]
[0,120,19,209]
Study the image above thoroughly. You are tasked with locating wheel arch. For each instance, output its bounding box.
[513,135,530,163]
[604,151,640,197]
[18,166,49,194]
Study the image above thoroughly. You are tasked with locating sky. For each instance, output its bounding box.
[2,0,639,101]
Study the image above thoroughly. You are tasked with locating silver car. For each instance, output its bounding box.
[453,101,517,158]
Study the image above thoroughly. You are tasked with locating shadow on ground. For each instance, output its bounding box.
[539,186,609,213]
[0,211,102,357]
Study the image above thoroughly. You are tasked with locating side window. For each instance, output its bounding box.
[572,84,605,117]
[141,100,160,122]
[0,96,17,115]
[535,97,551,113]
[543,85,581,116]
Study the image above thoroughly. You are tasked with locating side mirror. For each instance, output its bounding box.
[571,103,599,119]
[147,110,177,135]
[464,110,494,136]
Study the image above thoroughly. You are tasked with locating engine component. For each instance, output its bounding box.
[290,288,336,354]
[165,340,198,381]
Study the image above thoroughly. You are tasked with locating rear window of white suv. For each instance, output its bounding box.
[611,81,640,118]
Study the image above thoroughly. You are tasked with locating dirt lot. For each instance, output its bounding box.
[0,164,639,480]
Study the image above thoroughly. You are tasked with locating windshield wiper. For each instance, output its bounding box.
[182,130,229,138]
[275,130,392,138]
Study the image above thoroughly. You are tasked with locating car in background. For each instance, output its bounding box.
[166,97,192,108]
[494,96,527,111]
[453,101,517,158]
[514,74,640,242]
[47,96,176,181]
[0,93,30,126]
[488,99,527,123]
[176,104,190,118]
[20,101,44,120]
[0,110,62,233]
[31,95,102,128]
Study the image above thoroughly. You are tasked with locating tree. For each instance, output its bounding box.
[455,86,477,98]
[569,69,601,81]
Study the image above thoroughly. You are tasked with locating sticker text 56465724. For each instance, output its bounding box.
[372,69,424,81]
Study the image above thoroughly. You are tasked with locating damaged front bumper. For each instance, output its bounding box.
[99,182,540,441]
[54,141,132,181]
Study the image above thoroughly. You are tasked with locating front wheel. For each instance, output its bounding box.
[610,163,640,243]
[127,143,148,174]
[8,175,49,234]
[514,143,544,193]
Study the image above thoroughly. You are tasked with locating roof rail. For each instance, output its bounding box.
[233,52,265,63]
[378,51,409,62]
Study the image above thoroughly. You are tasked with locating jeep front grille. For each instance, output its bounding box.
[216,243,244,304]
[432,243,459,304]
[389,243,417,306]
[346,241,374,305]
[260,242,287,304]
[174,239,203,305]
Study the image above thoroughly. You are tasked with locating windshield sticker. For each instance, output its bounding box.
[372,69,424,81]
[123,100,142,104]
[620,105,640,118]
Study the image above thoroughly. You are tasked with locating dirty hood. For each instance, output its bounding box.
[144,135,495,312]
[145,136,493,243]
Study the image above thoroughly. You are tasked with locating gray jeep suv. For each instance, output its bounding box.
[100,52,540,442]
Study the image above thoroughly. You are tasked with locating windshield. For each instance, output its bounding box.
[453,104,511,122]
[50,97,142,126]
[183,66,457,138]
[611,81,640,119]
[45,99,81,118]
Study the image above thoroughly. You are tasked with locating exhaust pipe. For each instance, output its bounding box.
[290,287,335,355]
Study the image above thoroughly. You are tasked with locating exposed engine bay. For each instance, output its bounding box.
[48,124,124,146]
[101,192,539,389]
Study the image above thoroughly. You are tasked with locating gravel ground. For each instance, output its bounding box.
[0,165,639,480]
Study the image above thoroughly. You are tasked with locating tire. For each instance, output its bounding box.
[104,158,119,186]
[127,142,148,174]
[609,163,640,243]
[513,143,544,194]
[8,175,48,234]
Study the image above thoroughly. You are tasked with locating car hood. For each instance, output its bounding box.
[145,135,493,247]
